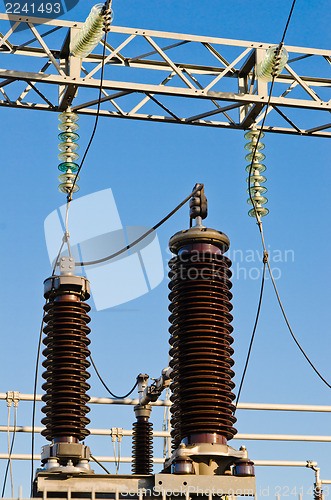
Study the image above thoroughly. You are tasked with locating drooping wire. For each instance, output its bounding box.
[245,0,331,391]
[76,183,204,267]
[234,261,266,410]
[30,304,47,497]
[90,355,138,399]
[7,407,12,498]
[267,260,331,390]
[236,0,298,401]
[1,405,17,498]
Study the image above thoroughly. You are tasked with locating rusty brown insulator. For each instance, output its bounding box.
[41,276,91,443]
[168,227,237,450]
[132,405,153,475]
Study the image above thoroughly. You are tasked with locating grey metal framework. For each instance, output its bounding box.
[0,13,330,137]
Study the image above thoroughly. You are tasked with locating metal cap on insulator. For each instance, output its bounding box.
[233,458,255,477]
[169,226,230,255]
[172,444,195,475]
[134,404,152,419]
[44,258,90,301]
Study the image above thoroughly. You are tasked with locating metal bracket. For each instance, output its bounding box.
[110,427,123,442]
[59,255,75,275]
[6,391,20,407]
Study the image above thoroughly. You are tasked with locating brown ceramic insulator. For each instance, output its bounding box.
[41,294,91,442]
[168,251,237,449]
[132,417,153,475]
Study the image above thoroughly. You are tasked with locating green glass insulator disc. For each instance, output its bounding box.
[246,174,267,184]
[244,141,265,151]
[58,111,79,122]
[247,195,268,205]
[58,162,79,173]
[245,151,266,162]
[58,182,80,194]
[58,122,79,132]
[58,172,80,183]
[58,151,79,162]
[248,207,269,217]
[58,141,80,152]
[58,132,80,142]
[247,185,267,195]
[244,130,265,140]
[245,163,266,173]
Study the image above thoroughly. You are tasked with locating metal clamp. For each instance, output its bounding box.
[110,427,123,443]
[6,391,20,407]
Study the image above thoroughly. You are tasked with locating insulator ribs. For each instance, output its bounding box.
[41,294,91,442]
[132,417,153,475]
[168,249,237,449]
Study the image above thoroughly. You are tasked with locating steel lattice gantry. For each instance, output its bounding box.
[0,12,330,137]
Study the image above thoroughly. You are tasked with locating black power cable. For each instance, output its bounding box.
[243,0,331,393]
[267,260,331,390]
[235,260,267,410]
[1,406,17,498]
[237,0,300,401]
[90,355,138,399]
[30,305,47,497]
[67,31,109,202]
[76,183,204,267]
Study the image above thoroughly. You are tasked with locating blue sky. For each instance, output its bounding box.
[0,0,330,497]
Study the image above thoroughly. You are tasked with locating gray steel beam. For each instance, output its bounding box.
[0,69,329,111]
[0,12,329,138]
[0,98,329,138]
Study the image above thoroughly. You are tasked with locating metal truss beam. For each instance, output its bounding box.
[0,13,330,137]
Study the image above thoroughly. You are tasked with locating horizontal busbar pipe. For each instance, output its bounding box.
[1,426,330,442]
[2,394,331,412]
[0,454,317,467]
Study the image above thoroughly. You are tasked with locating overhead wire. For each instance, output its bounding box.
[30,304,47,497]
[244,0,331,392]
[67,32,109,202]
[1,404,17,498]
[236,0,298,401]
[52,25,109,275]
[7,406,13,498]
[267,260,331,390]
[76,183,204,267]
[235,261,266,411]
[90,355,138,399]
